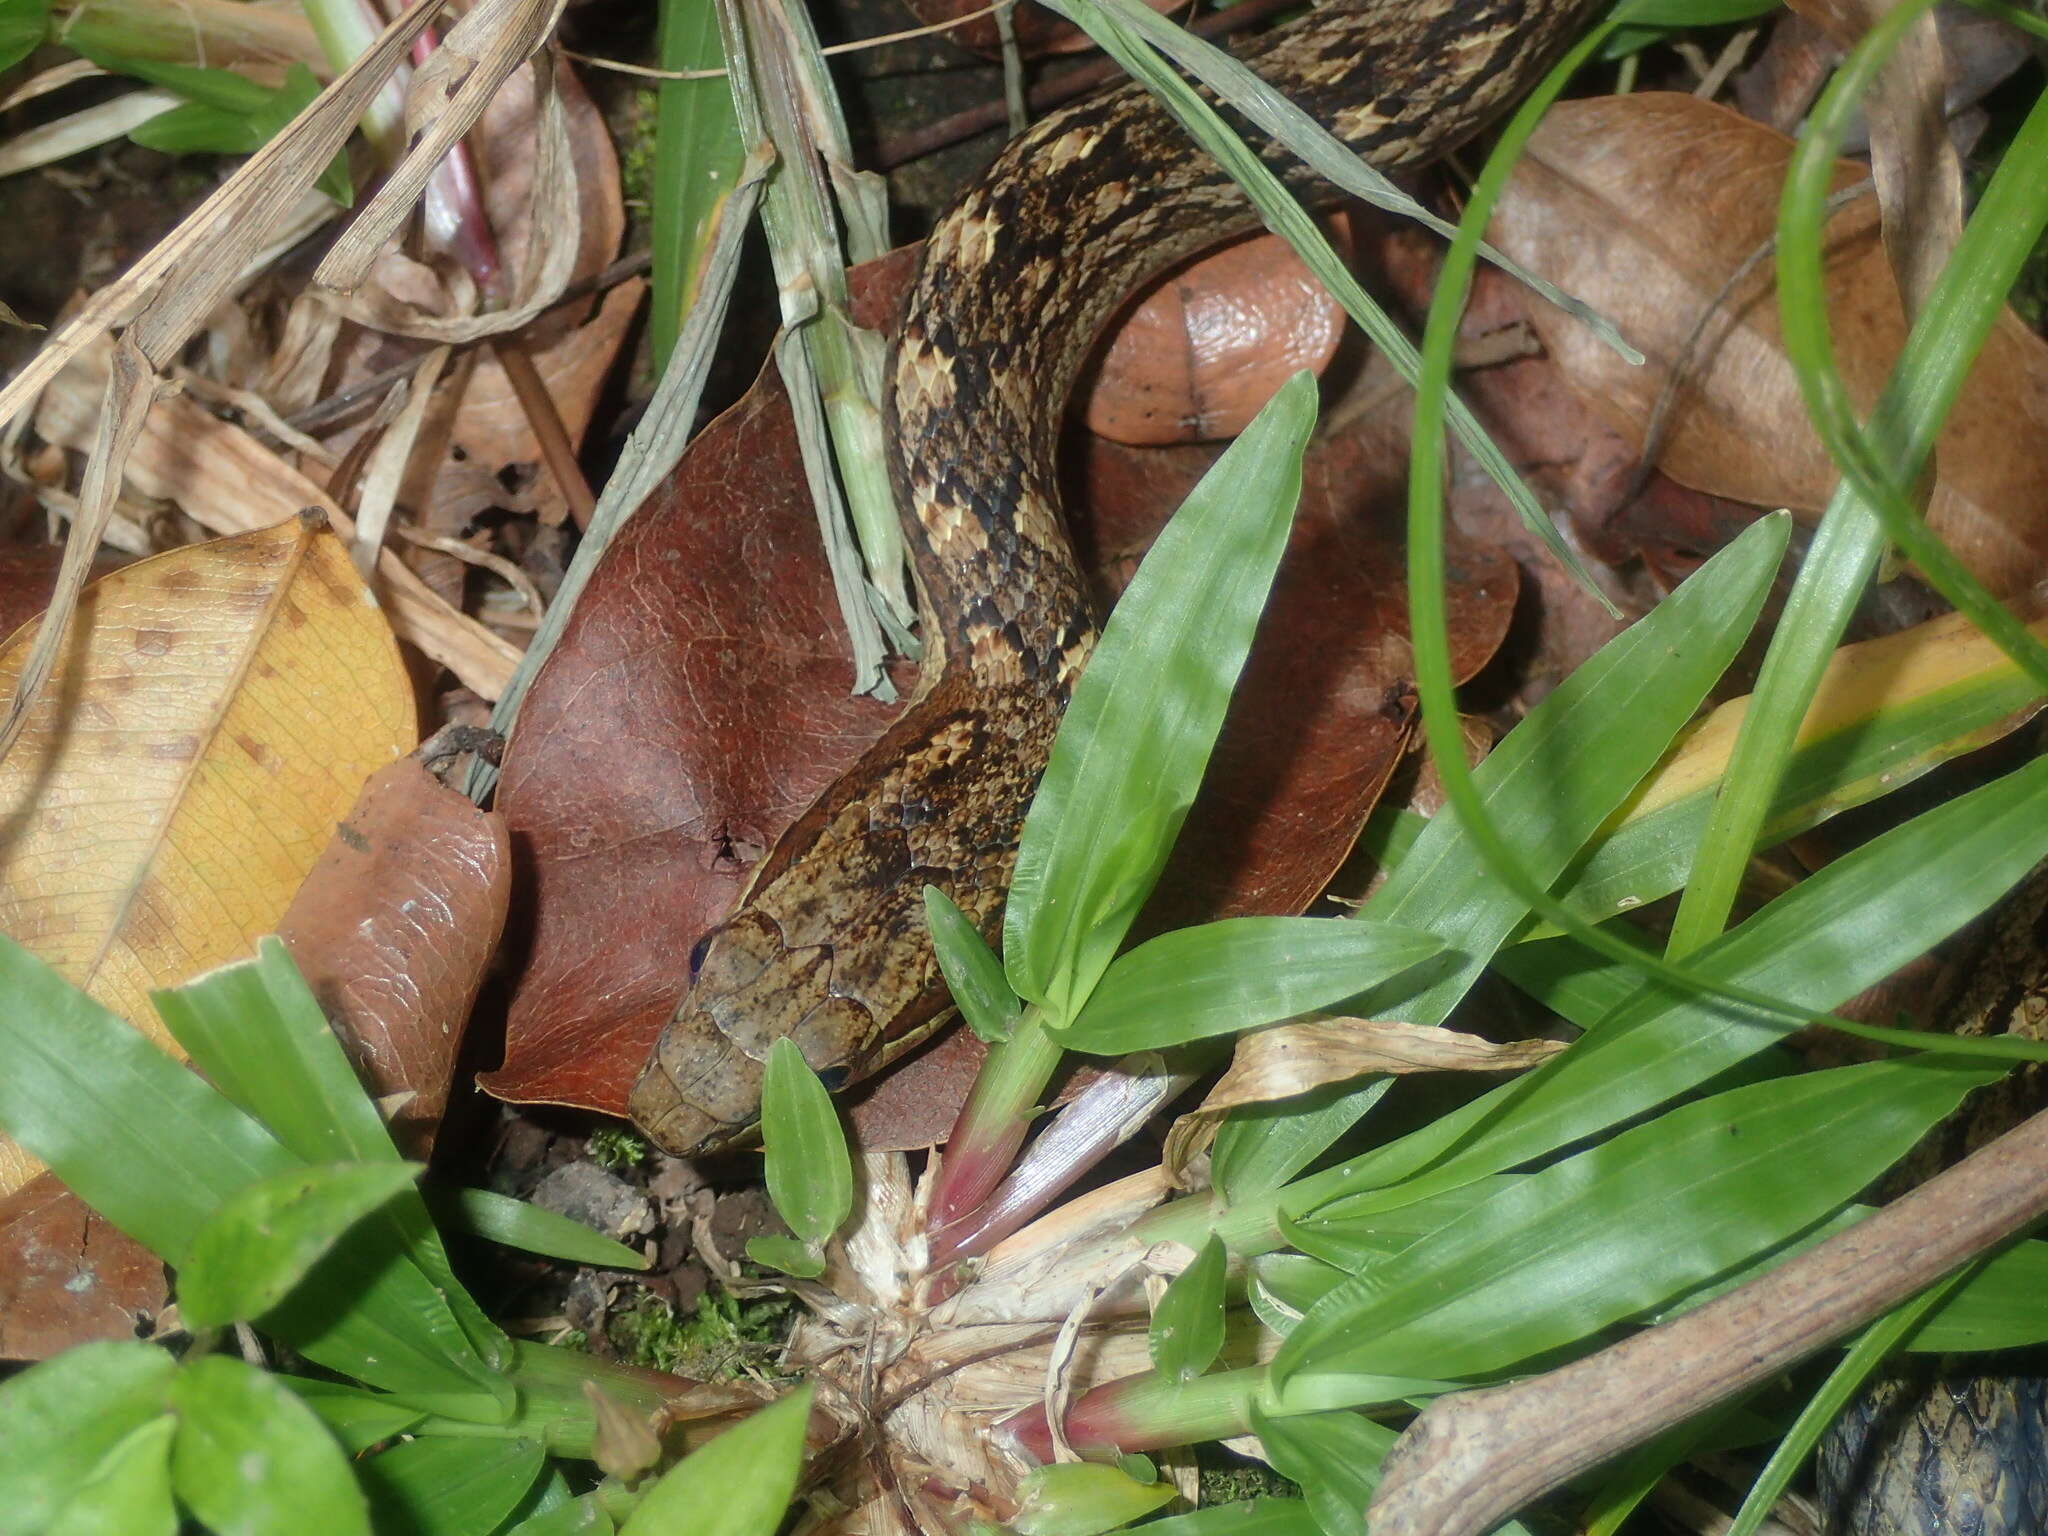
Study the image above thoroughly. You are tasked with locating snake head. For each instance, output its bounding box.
[629,909,882,1155]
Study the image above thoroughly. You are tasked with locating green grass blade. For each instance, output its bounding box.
[1274,1057,1995,1388]
[1059,917,1443,1053]
[0,936,295,1264]
[428,1186,652,1271]
[178,1162,423,1330]
[1211,1078,1391,1206]
[1136,1499,1326,1534]
[1150,1236,1228,1381]
[45,1414,178,1536]
[1671,6,2048,956]
[1250,1407,1397,1536]
[1294,749,2048,1222]
[357,1436,548,1536]
[649,0,746,368]
[1003,374,1314,1017]
[925,884,1021,1044]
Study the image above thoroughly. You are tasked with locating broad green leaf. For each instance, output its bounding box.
[0,938,297,1264]
[760,1038,854,1247]
[178,1161,422,1328]
[0,1342,176,1531]
[357,1436,547,1536]
[1059,918,1443,1053]
[168,1355,369,1536]
[47,1415,177,1536]
[0,0,48,72]
[1251,1406,1395,1536]
[925,885,1021,1044]
[1212,1078,1390,1206]
[1150,1236,1228,1380]
[1292,749,2048,1223]
[1249,1253,1346,1338]
[428,1185,651,1271]
[282,1379,428,1453]
[746,1233,825,1278]
[1011,1462,1176,1536]
[620,1386,812,1536]
[1138,1500,1324,1535]
[1003,372,1316,1020]
[1276,1058,1995,1388]
[158,939,513,1401]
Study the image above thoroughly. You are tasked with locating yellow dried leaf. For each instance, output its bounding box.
[0,513,415,1196]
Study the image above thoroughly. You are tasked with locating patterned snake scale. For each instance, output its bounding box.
[629,0,1603,1155]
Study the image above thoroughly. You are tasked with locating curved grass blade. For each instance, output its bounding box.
[428,1186,651,1271]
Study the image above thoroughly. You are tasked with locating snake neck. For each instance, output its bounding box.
[886,0,1604,695]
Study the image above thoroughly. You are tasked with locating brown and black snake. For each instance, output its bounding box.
[628,0,1604,1156]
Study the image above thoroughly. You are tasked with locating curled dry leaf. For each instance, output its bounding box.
[1163,1017,1563,1180]
[1085,221,1351,447]
[1490,93,2048,596]
[0,512,416,1199]
[276,756,512,1156]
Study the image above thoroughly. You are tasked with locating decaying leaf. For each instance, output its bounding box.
[1491,93,2048,595]
[0,1174,167,1358]
[277,756,511,1156]
[1163,1017,1565,1178]
[0,513,416,1197]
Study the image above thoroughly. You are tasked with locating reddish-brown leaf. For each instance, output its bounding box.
[278,756,511,1153]
[0,1175,165,1359]
[493,241,1515,1126]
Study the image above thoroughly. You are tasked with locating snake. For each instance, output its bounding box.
[627,0,1604,1157]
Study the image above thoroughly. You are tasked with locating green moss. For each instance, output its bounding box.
[614,87,661,214]
[1195,1463,1299,1506]
[608,1285,791,1380]
[587,1127,649,1171]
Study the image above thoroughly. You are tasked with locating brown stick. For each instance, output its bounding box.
[872,0,1301,168]
[490,338,598,530]
[1368,1101,2048,1536]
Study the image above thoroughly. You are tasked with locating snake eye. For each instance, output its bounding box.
[687,932,714,977]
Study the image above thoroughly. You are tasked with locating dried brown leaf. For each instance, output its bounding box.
[1492,93,2048,595]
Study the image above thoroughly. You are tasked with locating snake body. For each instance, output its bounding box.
[628,0,1601,1156]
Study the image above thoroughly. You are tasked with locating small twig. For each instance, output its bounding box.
[490,337,598,528]
[1368,1099,2048,1536]
[873,0,1301,168]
